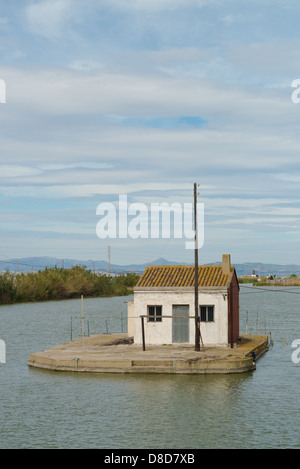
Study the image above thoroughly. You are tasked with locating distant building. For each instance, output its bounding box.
[241,269,260,280]
[128,254,239,347]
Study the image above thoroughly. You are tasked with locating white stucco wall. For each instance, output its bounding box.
[127,300,135,337]
[130,288,229,346]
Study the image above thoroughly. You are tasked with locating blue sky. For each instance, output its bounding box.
[1,0,300,266]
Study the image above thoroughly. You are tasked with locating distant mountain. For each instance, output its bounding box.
[1,256,300,277]
[0,256,185,275]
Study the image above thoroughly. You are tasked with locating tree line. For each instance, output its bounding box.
[0,266,140,304]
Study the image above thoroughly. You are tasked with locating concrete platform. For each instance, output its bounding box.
[28,334,269,374]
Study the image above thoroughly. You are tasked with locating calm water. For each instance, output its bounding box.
[0,287,299,449]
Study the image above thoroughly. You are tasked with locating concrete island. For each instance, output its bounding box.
[28,256,269,375]
[28,333,269,375]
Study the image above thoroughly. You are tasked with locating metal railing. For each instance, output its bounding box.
[70,313,127,341]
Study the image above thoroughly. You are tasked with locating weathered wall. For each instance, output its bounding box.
[131,288,229,346]
[127,300,135,337]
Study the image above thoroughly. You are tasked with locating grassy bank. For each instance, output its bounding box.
[238,277,300,286]
[258,280,300,286]
[0,267,140,305]
[237,278,259,284]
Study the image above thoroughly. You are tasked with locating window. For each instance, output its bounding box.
[148,306,162,322]
[200,305,214,322]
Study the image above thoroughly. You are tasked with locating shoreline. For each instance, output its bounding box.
[0,291,134,307]
[239,282,300,287]
[0,268,138,306]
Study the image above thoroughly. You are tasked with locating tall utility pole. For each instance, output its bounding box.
[194,183,200,351]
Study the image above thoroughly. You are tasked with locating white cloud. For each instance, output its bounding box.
[2,65,295,129]
[99,0,215,12]
[222,14,235,25]
[2,0,300,263]
[0,182,192,198]
[214,217,299,227]
[26,0,72,39]
[273,173,300,183]
[38,162,113,171]
[0,165,42,178]
[2,64,300,189]
[227,40,300,80]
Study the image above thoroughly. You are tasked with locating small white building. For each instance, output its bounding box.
[128,254,239,347]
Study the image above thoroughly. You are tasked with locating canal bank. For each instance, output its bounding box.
[28,334,268,374]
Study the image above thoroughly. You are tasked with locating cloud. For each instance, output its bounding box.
[2,65,294,127]
[222,14,235,25]
[38,162,113,171]
[98,0,215,12]
[272,173,300,183]
[0,165,42,178]
[119,115,207,129]
[227,40,300,83]
[2,1,300,263]
[2,65,300,194]
[0,182,193,199]
[68,60,104,72]
[26,0,72,39]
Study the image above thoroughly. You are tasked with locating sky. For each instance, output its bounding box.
[1,0,300,267]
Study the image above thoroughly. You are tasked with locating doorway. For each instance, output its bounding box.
[172,305,189,343]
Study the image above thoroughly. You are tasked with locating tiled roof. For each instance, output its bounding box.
[136,265,233,288]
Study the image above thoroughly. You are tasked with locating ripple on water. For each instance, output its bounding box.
[0,292,299,449]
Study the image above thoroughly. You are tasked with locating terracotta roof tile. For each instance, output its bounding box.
[136,265,232,288]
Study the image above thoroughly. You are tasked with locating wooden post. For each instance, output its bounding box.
[194,183,200,352]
